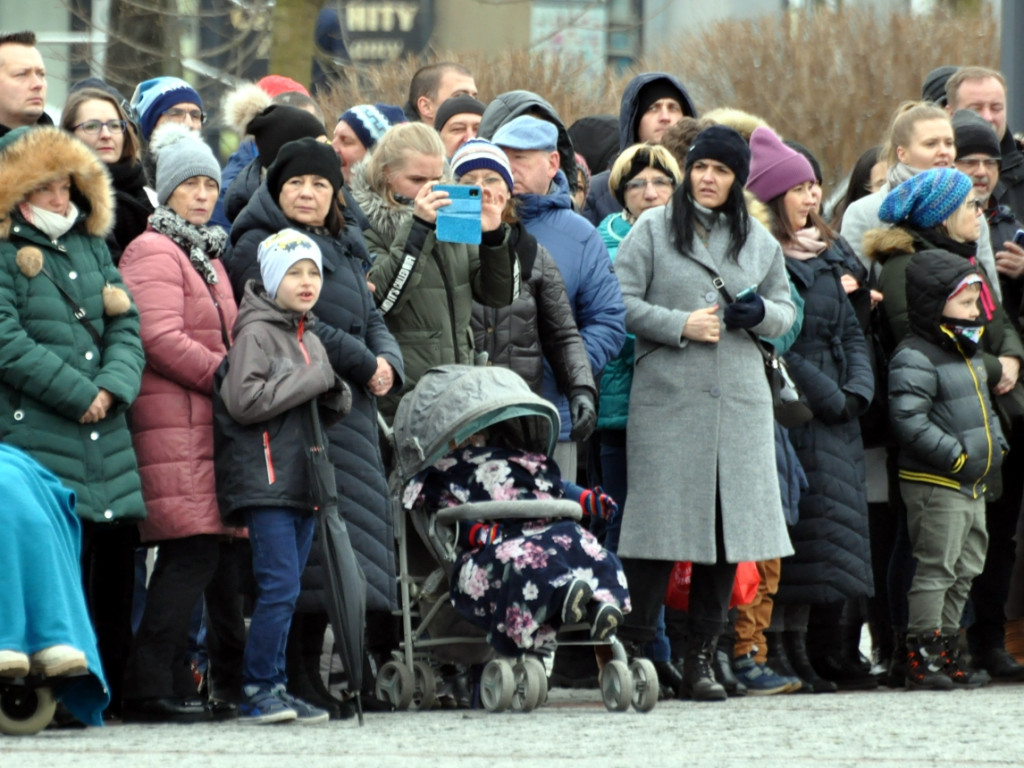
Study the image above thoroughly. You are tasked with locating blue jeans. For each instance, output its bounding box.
[243,507,315,690]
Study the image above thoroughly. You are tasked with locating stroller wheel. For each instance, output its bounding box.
[0,682,56,735]
[411,661,437,711]
[599,660,634,712]
[480,660,515,713]
[629,659,659,713]
[375,661,415,711]
[511,657,546,713]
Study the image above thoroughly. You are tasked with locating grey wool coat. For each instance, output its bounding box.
[614,205,797,564]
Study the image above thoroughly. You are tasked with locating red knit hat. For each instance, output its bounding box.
[257,75,310,98]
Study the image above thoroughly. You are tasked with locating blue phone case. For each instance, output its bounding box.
[435,185,482,244]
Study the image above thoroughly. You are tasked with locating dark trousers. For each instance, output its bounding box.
[123,535,247,703]
[80,520,138,716]
[620,499,737,643]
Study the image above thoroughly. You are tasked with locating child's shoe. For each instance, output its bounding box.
[588,602,623,641]
[0,650,30,677]
[731,651,790,695]
[561,579,594,625]
[273,687,330,724]
[29,645,87,677]
[239,686,298,724]
[905,632,954,691]
[940,634,990,689]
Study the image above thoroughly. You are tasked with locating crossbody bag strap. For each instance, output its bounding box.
[38,263,103,347]
[203,283,232,351]
[687,255,773,362]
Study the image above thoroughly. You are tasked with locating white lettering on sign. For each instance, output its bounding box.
[345,3,420,33]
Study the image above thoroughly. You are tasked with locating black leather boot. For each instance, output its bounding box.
[680,636,727,702]
[713,649,747,697]
[880,631,908,688]
[782,630,837,693]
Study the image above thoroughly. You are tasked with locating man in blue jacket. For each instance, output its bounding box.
[490,112,626,481]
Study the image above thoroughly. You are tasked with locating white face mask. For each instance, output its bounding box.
[26,201,79,240]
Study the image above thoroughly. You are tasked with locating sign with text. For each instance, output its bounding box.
[316,0,433,64]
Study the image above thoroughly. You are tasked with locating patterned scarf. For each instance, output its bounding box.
[148,205,225,284]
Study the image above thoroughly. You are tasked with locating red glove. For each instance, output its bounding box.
[579,486,618,521]
[463,522,501,549]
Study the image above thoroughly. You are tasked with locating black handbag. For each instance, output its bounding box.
[698,263,813,429]
[307,399,339,514]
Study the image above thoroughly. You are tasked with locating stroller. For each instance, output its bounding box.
[374,365,658,713]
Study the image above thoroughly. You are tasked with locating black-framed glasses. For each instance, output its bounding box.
[163,107,206,124]
[74,119,126,135]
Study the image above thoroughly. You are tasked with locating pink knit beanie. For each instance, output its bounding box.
[745,126,816,203]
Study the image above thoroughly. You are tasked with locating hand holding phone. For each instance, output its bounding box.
[735,284,759,302]
[435,184,482,244]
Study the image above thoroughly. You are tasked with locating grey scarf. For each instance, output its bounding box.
[149,205,225,284]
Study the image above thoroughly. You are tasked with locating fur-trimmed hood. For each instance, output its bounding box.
[0,126,113,239]
[702,107,775,143]
[223,83,271,136]
[862,226,914,265]
[347,159,413,246]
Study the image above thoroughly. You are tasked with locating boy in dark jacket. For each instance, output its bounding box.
[889,249,1007,691]
[214,228,350,724]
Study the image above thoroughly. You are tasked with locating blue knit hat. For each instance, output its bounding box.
[131,77,204,141]
[450,139,514,193]
[492,116,558,153]
[338,103,406,150]
[878,168,973,229]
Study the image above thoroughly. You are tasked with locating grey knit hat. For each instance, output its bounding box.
[152,124,222,204]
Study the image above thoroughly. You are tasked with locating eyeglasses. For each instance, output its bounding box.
[624,176,675,192]
[163,107,206,124]
[956,158,1000,170]
[74,119,126,135]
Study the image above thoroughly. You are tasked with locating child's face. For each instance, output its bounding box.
[26,176,71,214]
[943,282,982,321]
[274,258,322,314]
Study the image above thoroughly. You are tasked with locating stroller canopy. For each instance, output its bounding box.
[391,365,561,480]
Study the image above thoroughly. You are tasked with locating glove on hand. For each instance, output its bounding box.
[579,486,618,521]
[569,387,597,442]
[464,522,502,549]
[723,294,765,330]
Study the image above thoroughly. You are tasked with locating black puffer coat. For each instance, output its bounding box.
[471,222,595,398]
[225,182,404,612]
[775,242,876,605]
[889,250,1007,500]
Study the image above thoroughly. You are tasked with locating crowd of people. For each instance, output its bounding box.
[3,23,1024,728]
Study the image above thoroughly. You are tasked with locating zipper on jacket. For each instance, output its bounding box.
[961,347,994,499]
[437,265,461,364]
[263,431,276,485]
[297,316,311,365]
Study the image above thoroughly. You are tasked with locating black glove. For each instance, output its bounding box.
[569,387,597,442]
[839,393,866,421]
[723,294,766,330]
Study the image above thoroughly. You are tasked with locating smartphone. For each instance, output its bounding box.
[435,184,482,244]
[1013,229,1024,248]
[735,285,758,302]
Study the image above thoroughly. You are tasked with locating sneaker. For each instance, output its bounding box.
[731,652,790,695]
[29,645,87,677]
[561,579,594,625]
[239,687,298,724]
[274,687,330,724]
[588,602,623,641]
[0,650,30,677]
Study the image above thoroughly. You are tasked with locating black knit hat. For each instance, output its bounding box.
[247,105,327,169]
[685,125,751,186]
[952,109,1001,160]
[635,79,686,136]
[435,94,486,132]
[922,65,958,107]
[266,137,343,202]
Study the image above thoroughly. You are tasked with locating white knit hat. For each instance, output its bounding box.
[257,228,323,298]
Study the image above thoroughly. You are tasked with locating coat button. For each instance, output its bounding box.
[705,291,718,303]
[709,386,721,398]
[84,350,94,360]
[103,509,113,519]
[69,271,78,280]
[90,431,99,441]
[13,409,24,421]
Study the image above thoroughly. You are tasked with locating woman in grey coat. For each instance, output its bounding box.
[614,126,796,701]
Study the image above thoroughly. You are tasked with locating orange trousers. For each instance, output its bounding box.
[734,558,781,662]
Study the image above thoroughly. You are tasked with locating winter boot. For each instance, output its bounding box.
[713,649,747,697]
[782,630,837,693]
[810,623,878,691]
[905,632,955,691]
[285,615,352,720]
[680,636,727,702]
[941,634,989,689]
[653,660,684,700]
[880,632,908,688]
[762,631,802,692]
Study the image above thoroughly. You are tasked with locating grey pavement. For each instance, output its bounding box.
[2,685,1021,768]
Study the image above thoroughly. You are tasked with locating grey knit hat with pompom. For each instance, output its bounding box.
[152,123,222,204]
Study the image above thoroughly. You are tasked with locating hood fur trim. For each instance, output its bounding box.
[863,226,914,264]
[348,160,411,246]
[223,83,272,136]
[744,190,771,230]
[0,127,113,239]
[703,107,774,142]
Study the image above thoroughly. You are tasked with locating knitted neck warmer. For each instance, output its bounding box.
[783,226,827,261]
[886,162,920,189]
[20,201,79,240]
[149,205,225,284]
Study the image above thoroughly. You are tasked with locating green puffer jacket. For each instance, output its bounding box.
[0,126,145,523]
[353,165,519,419]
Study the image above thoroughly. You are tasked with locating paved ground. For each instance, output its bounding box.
[2,684,1021,768]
